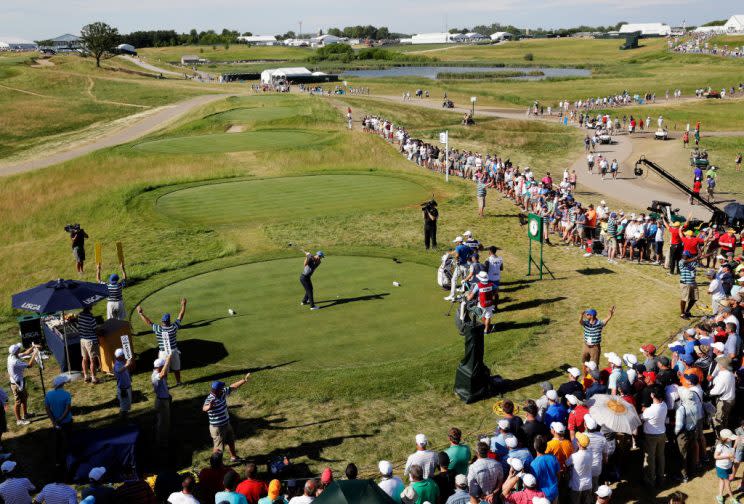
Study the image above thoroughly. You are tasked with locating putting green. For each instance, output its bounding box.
[138,256,450,370]
[211,106,303,123]
[156,175,429,226]
[133,129,331,155]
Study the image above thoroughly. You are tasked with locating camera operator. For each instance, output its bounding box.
[67,225,88,275]
[422,200,438,250]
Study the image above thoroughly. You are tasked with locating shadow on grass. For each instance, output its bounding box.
[181,314,250,329]
[316,293,390,309]
[489,317,550,332]
[137,339,229,374]
[498,363,571,394]
[180,360,299,387]
[576,267,615,276]
[499,297,566,313]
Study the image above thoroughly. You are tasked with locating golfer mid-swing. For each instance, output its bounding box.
[300,250,324,310]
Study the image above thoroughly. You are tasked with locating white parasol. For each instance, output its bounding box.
[586,394,641,434]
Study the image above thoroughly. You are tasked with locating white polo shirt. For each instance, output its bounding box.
[711,369,736,401]
[642,402,668,435]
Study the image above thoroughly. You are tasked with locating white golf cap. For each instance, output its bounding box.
[8,343,21,355]
[115,348,125,358]
[686,328,696,336]
[584,414,598,430]
[546,390,558,401]
[453,236,463,243]
[521,473,537,488]
[567,367,581,378]
[52,374,70,388]
[565,394,580,405]
[584,361,597,371]
[464,230,473,237]
[89,466,106,481]
[603,351,618,359]
[550,422,565,434]
[595,485,612,498]
[153,358,166,368]
[498,419,510,430]
[627,369,637,383]
[608,355,622,367]
[622,354,638,366]
[0,461,16,473]
[415,433,428,445]
[378,460,393,476]
[476,271,489,282]
[455,474,467,487]
[507,457,523,471]
[720,429,737,441]
[712,342,725,352]
[600,200,606,205]
[505,436,518,448]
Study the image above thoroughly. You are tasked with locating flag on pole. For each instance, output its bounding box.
[439,132,448,144]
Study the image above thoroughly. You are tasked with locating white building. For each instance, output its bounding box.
[237,35,278,46]
[310,34,345,46]
[284,39,309,47]
[48,34,81,50]
[724,15,744,34]
[619,23,671,37]
[0,37,37,51]
[260,67,312,84]
[463,32,487,43]
[693,25,725,35]
[181,55,205,65]
[411,32,457,44]
[490,32,514,42]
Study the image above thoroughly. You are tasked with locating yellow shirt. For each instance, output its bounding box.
[546,438,573,470]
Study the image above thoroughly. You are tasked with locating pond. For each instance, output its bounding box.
[341,66,591,80]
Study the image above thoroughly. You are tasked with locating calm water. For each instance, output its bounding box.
[341,66,591,80]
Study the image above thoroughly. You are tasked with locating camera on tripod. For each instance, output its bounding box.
[64,224,81,236]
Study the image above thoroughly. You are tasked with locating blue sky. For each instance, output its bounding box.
[2,0,740,40]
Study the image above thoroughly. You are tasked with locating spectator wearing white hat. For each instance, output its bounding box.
[557,368,584,403]
[0,461,34,503]
[378,460,404,502]
[535,382,553,421]
[466,271,496,333]
[715,428,737,503]
[466,442,503,498]
[463,231,482,252]
[7,343,40,426]
[595,484,612,503]
[45,374,73,468]
[546,422,573,472]
[491,419,515,459]
[579,306,614,366]
[606,354,627,396]
[501,464,545,503]
[583,415,608,492]
[152,354,172,449]
[542,390,568,428]
[82,466,116,504]
[506,437,534,469]
[445,237,470,301]
[445,474,469,504]
[404,434,438,480]
[641,387,668,487]
[113,348,134,417]
[566,395,589,441]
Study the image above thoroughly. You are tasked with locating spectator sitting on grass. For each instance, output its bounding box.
[82,466,116,504]
[0,461,35,504]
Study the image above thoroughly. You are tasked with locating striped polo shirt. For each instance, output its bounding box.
[35,482,77,504]
[152,320,180,351]
[679,261,698,285]
[106,281,125,302]
[204,388,231,426]
[77,311,98,341]
[581,319,604,345]
[606,219,617,237]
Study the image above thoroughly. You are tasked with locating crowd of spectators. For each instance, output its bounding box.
[672,33,744,59]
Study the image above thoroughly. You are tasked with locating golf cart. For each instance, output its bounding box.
[597,129,612,144]
[654,128,669,140]
[690,149,709,168]
[704,90,722,99]
[442,99,454,108]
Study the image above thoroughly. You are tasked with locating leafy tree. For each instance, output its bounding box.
[702,19,727,27]
[80,22,120,67]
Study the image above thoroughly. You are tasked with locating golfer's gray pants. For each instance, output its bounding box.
[643,433,666,485]
[450,265,467,297]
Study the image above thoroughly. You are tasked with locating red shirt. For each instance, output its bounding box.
[236,479,268,504]
[720,233,737,252]
[668,227,682,245]
[198,467,236,504]
[567,405,589,433]
[693,180,702,193]
[681,235,704,255]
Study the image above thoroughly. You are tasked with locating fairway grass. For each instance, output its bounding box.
[212,105,305,123]
[133,129,335,154]
[138,256,450,369]
[156,175,429,226]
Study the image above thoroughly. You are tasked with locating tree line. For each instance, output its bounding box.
[448,21,630,37]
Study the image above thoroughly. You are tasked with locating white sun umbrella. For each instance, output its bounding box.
[586,394,641,434]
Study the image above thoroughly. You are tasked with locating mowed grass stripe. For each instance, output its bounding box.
[156,175,429,226]
[133,129,331,154]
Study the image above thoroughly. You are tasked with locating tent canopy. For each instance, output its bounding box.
[314,480,396,504]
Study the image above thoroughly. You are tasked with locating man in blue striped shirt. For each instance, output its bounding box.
[202,373,251,463]
[679,250,709,319]
[579,306,615,366]
[77,306,100,384]
[136,299,187,386]
[96,262,127,320]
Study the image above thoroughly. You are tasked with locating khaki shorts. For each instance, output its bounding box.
[10,383,27,403]
[158,349,181,372]
[680,284,698,304]
[477,195,486,209]
[81,339,99,360]
[209,423,235,451]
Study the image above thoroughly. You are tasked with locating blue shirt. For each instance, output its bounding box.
[114,360,131,389]
[543,404,568,427]
[531,454,560,502]
[507,448,534,471]
[215,490,248,504]
[455,244,471,266]
[151,371,170,399]
[45,388,72,425]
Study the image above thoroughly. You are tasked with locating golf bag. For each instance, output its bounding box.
[437,254,454,290]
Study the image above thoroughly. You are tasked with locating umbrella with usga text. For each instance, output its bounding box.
[12,279,108,313]
[586,394,641,435]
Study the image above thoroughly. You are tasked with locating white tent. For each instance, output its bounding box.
[490,32,513,41]
[619,23,671,37]
[237,35,278,45]
[310,34,344,46]
[693,26,725,34]
[724,15,744,34]
[260,67,312,84]
[0,36,37,51]
[464,32,487,42]
[411,32,456,44]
